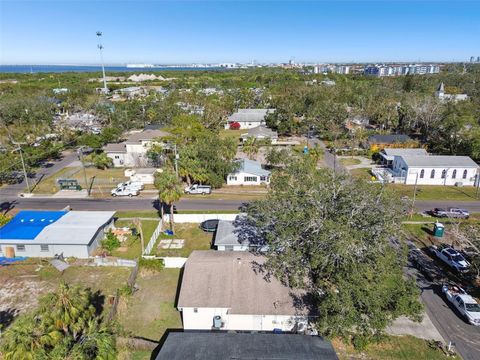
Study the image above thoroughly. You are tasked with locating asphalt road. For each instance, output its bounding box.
[408,257,480,359]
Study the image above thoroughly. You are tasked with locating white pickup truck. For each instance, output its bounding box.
[429,245,470,272]
[117,181,144,191]
[184,184,212,195]
[442,284,480,326]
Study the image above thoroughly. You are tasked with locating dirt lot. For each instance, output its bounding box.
[0,260,130,327]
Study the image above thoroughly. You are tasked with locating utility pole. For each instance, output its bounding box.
[77,146,90,196]
[96,31,108,93]
[174,144,179,177]
[12,142,30,193]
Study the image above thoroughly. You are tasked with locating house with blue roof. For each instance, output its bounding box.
[0,210,115,259]
[227,159,271,186]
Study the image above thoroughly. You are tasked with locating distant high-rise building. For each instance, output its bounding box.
[470,56,475,63]
[364,64,439,77]
[477,56,480,63]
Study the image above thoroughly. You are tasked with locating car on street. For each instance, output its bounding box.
[184,184,212,195]
[111,187,139,197]
[442,284,480,326]
[200,219,219,232]
[429,245,470,272]
[429,207,470,219]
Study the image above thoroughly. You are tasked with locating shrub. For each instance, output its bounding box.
[0,213,12,226]
[229,121,240,130]
[139,258,164,272]
[102,230,121,252]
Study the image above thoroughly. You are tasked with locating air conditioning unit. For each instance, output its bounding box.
[213,315,223,329]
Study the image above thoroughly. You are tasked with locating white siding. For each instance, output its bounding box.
[180,307,310,331]
[0,243,89,258]
[106,153,126,167]
[227,172,270,186]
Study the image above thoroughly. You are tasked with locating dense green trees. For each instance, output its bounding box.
[0,283,116,359]
[246,157,422,347]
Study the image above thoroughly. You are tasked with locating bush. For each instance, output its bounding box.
[229,121,240,130]
[139,258,164,272]
[87,152,113,169]
[0,213,12,226]
[102,231,121,252]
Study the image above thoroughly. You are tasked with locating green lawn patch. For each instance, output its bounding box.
[154,223,213,257]
[115,210,161,219]
[350,168,375,181]
[112,219,161,259]
[340,158,361,166]
[219,129,242,141]
[334,336,458,360]
[392,184,480,201]
[118,268,182,340]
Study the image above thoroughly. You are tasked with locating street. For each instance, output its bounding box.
[408,257,480,359]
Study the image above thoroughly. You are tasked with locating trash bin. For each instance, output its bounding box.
[433,222,444,237]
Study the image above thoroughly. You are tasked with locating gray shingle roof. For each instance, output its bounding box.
[382,148,428,157]
[103,142,126,153]
[228,109,275,123]
[399,155,479,168]
[156,332,338,360]
[368,134,411,144]
[125,129,170,143]
[246,125,278,139]
[214,220,240,246]
[177,251,312,316]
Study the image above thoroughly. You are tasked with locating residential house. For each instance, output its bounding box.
[0,210,115,258]
[367,134,413,151]
[214,219,266,251]
[379,148,429,167]
[435,83,469,102]
[390,155,479,186]
[227,159,271,186]
[104,129,170,167]
[177,251,315,331]
[240,126,278,144]
[155,332,338,360]
[225,109,275,129]
[115,86,147,99]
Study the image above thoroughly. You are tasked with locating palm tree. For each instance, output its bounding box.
[242,137,259,160]
[154,169,183,232]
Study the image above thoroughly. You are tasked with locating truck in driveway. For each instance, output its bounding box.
[429,245,470,272]
[442,284,480,326]
[429,207,470,219]
[184,184,212,195]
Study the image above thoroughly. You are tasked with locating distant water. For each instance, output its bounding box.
[0,65,221,73]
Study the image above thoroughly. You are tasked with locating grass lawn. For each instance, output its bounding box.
[334,336,458,360]
[350,168,375,181]
[154,223,213,257]
[339,158,362,166]
[183,192,266,201]
[112,219,161,259]
[32,166,128,194]
[115,210,161,219]
[118,268,182,340]
[391,184,480,201]
[219,129,242,141]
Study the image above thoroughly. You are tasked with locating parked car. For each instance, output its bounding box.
[200,219,219,232]
[442,284,480,326]
[184,184,212,195]
[111,187,139,197]
[429,207,470,219]
[429,245,470,272]
[117,181,144,191]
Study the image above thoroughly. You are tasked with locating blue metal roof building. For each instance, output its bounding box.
[0,210,67,241]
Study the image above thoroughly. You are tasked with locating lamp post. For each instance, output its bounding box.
[96,31,108,93]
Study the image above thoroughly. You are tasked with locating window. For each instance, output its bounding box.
[452,169,457,179]
[430,169,435,179]
[244,176,257,182]
[40,244,49,252]
[229,175,237,181]
[17,245,25,252]
[441,169,446,179]
[260,175,267,181]
[114,155,120,159]
[420,169,425,178]
[194,308,198,313]
[463,170,468,179]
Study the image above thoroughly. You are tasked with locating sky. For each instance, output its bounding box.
[1,0,479,65]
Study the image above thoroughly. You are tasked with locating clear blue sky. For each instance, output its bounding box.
[1,0,479,64]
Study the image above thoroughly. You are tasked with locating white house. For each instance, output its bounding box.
[240,126,278,144]
[227,159,271,186]
[0,210,115,259]
[177,251,315,331]
[391,155,479,186]
[435,83,469,102]
[225,109,275,129]
[379,148,429,167]
[104,129,170,167]
[214,219,267,252]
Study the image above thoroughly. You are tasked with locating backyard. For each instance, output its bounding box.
[154,223,213,257]
[112,219,161,259]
